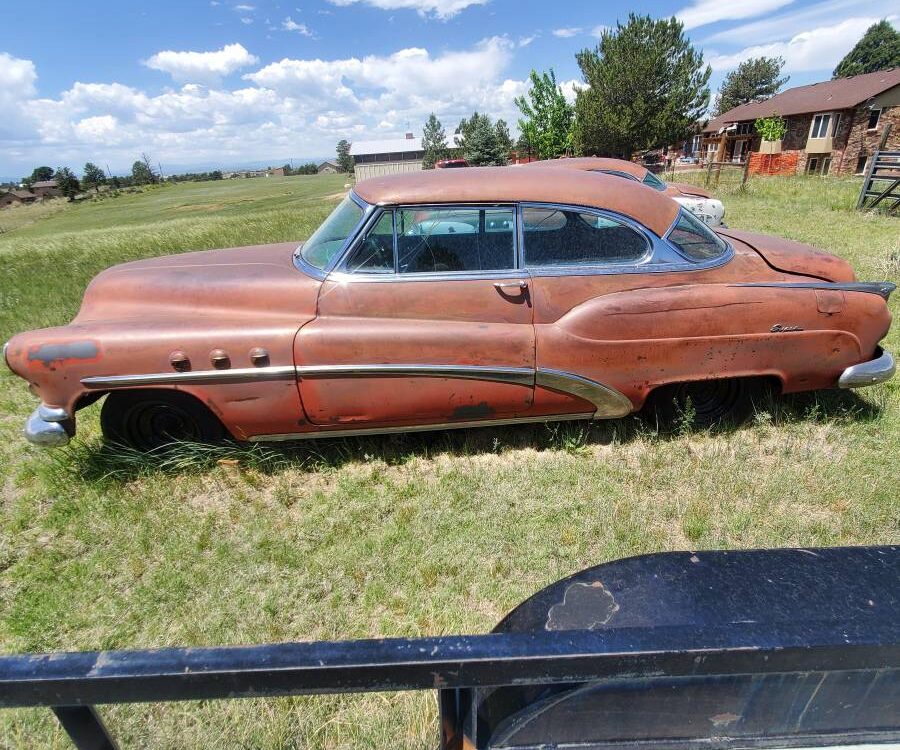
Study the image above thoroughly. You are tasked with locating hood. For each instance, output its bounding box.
[74,242,321,323]
[717,228,856,282]
[668,182,712,198]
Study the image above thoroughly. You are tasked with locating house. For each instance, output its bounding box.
[267,167,286,177]
[0,190,38,208]
[317,160,340,174]
[350,133,425,179]
[702,68,900,176]
[30,180,61,198]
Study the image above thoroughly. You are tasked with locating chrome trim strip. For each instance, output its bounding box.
[296,363,534,386]
[535,369,633,417]
[250,412,596,442]
[734,281,896,300]
[839,347,895,389]
[81,366,297,389]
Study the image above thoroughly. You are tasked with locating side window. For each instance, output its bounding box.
[523,207,649,268]
[666,210,728,261]
[345,211,395,272]
[396,207,515,274]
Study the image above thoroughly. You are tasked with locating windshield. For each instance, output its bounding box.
[667,210,729,261]
[641,171,667,191]
[300,196,364,270]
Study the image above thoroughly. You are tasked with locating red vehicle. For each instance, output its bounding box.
[3,167,894,450]
[435,158,469,169]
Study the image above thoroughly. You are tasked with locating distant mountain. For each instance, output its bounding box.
[156,157,331,177]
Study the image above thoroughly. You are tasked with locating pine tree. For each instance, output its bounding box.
[574,14,710,158]
[494,119,513,163]
[422,113,448,169]
[833,21,900,78]
[714,57,788,116]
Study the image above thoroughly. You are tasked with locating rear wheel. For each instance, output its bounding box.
[646,378,761,430]
[100,390,225,451]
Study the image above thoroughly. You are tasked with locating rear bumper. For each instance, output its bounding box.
[24,405,72,448]
[838,347,895,389]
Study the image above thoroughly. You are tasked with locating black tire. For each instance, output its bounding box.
[646,378,760,431]
[100,390,225,451]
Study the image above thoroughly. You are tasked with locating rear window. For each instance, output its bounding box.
[641,171,667,191]
[667,210,728,261]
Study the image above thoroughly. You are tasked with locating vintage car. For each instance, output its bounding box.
[3,167,895,450]
[526,157,727,227]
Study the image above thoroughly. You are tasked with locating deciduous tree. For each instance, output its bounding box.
[82,162,107,194]
[25,166,54,185]
[714,57,788,116]
[514,69,574,159]
[131,160,154,185]
[422,113,449,169]
[336,139,354,174]
[53,167,80,201]
[833,21,900,78]
[574,14,710,159]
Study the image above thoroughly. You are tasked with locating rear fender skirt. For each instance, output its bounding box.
[732,281,895,300]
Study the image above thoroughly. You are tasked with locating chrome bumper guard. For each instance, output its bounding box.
[24,405,72,448]
[838,347,896,389]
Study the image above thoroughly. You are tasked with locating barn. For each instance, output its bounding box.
[350,133,425,179]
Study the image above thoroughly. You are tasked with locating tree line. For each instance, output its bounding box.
[334,16,898,169]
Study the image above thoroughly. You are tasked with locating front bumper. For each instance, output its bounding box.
[838,347,896,389]
[24,405,72,448]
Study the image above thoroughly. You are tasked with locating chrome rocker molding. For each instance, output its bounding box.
[838,347,895,389]
[24,405,72,448]
[734,281,896,300]
[81,366,298,389]
[535,369,633,418]
[251,412,597,442]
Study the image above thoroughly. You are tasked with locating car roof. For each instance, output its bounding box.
[352,166,679,237]
[525,157,649,179]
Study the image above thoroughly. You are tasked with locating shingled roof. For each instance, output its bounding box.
[703,68,900,134]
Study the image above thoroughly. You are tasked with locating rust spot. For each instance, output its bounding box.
[452,402,495,419]
[546,580,619,631]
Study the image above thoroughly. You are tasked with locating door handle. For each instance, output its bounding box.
[493,280,528,293]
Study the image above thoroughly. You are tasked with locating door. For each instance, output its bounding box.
[295,205,535,427]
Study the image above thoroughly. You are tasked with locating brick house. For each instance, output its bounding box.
[30,180,61,198]
[702,68,900,176]
[0,190,38,208]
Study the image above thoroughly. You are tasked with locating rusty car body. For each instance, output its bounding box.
[526,156,727,227]
[3,166,895,450]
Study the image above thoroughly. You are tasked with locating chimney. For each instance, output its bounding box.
[405,132,414,139]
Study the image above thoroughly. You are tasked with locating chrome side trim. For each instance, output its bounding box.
[839,347,895,389]
[250,412,596,442]
[535,369,634,418]
[295,364,534,387]
[81,366,297,389]
[24,408,70,448]
[734,281,896,300]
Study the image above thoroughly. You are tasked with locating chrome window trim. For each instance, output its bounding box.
[292,191,375,280]
[331,202,522,282]
[663,207,734,267]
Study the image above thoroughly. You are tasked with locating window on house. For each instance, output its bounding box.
[810,114,831,139]
[736,122,753,135]
[523,207,649,267]
[831,113,842,137]
[855,155,868,174]
[807,157,820,173]
[867,109,881,130]
[822,157,832,176]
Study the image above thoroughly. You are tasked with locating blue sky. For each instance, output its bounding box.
[0,0,896,176]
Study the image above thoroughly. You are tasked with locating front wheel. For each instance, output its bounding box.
[100,390,225,451]
[645,378,762,431]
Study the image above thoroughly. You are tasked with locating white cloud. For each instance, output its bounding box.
[240,17,253,24]
[590,25,609,38]
[676,0,795,30]
[2,38,528,174]
[707,16,890,72]
[0,52,39,140]
[145,43,260,84]
[552,27,581,38]
[327,0,488,20]
[518,34,537,47]
[234,4,255,10]
[282,16,314,36]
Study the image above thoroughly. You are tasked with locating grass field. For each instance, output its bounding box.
[0,174,898,748]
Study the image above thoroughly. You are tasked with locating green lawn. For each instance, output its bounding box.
[0,174,898,749]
